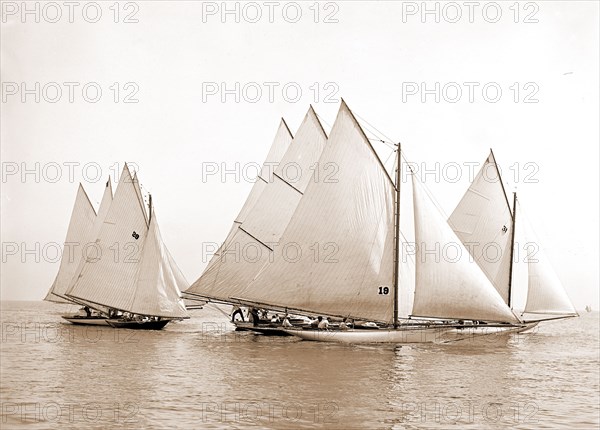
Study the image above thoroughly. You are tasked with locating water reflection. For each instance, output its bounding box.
[1,302,598,429]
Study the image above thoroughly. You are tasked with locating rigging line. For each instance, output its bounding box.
[353,118,400,184]
[489,149,514,216]
[362,131,396,176]
[383,147,395,169]
[400,148,451,220]
[368,137,397,150]
[399,231,416,264]
[350,111,398,153]
[416,172,451,220]
[515,199,553,258]
[208,302,232,318]
[314,112,332,132]
[354,111,397,145]
[360,122,396,149]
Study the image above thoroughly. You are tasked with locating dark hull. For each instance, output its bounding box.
[234,322,293,336]
[105,319,170,330]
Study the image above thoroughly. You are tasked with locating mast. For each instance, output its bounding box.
[507,191,517,309]
[393,144,401,328]
[148,193,153,222]
[490,148,512,216]
[490,148,515,307]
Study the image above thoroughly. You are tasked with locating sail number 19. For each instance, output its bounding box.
[378,286,389,295]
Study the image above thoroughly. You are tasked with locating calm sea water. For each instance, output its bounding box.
[1,301,598,429]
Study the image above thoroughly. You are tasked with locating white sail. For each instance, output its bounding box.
[66,164,148,309]
[60,178,114,304]
[398,161,416,319]
[127,211,189,318]
[525,249,577,315]
[132,172,149,225]
[66,164,187,318]
[411,176,518,323]
[448,152,513,304]
[185,108,327,302]
[191,119,294,297]
[449,151,577,319]
[44,184,96,303]
[93,178,114,238]
[237,100,396,323]
[236,118,294,223]
[239,106,327,245]
[519,207,577,316]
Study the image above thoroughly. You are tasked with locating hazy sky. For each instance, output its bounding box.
[1,1,598,309]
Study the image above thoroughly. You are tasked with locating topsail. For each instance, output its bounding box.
[44,182,108,303]
[185,107,327,304]
[188,119,294,297]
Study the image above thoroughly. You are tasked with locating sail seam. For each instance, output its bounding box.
[272,172,303,195]
[238,226,274,251]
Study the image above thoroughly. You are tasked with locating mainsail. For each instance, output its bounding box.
[450,151,577,319]
[448,151,513,304]
[185,107,327,303]
[237,100,396,323]
[66,164,189,319]
[44,184,97,303]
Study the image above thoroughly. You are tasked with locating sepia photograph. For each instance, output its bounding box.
[1,1,599,429]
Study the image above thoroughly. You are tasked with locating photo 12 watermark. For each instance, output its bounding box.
[402,160,539,184]
[401,240,541,265]
[200,240,339,265]
[1,402,140,425]
[199,400,339,425]
[1,1,140,24]
[2,240,145,265]
[400,400,538,425]
[1,161,140,184]
[200,2,340,24]
[199,161,339,185]
[1,322,139,344]
[400,2,539,24]
[401,82,540,104]
[201,81,340,104]
[2,82,140,104]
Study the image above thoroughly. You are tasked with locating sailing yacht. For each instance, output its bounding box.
[234,101,529,343]
[188,100,529,343]
[62,164,189,329]
[449,150,578,324]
